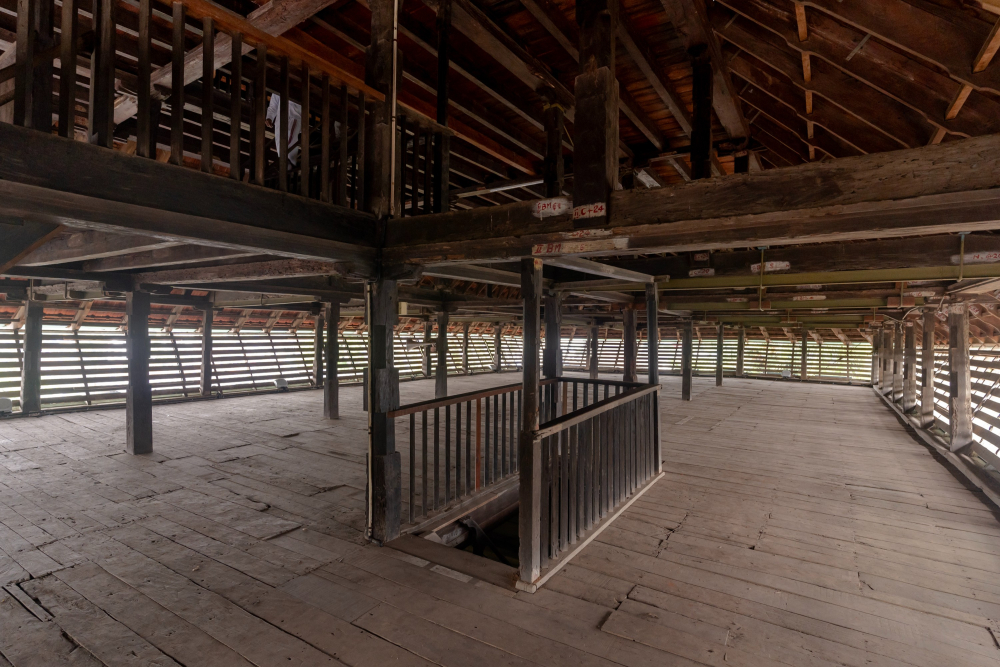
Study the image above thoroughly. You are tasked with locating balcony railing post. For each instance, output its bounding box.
[949,303,973,451]
[518,258,543,589]
[920,309,936,427]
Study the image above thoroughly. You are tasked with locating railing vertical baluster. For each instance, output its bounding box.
[58,0,78,137]
[229,32,243,179]
[568,423,577,545]
[465,400,472,493]
[586,415,595,530]
[515,389,521,471]
[421,409,428,516]
[337,85,348,205]
[455,398,462,498]
[409,129,419,215]
[560,425,569,550]
[626,400,633,495]
[253,43,266,184]
[484,395,491,484]
[409,412,415,523]
[320,73,331,201]
[170,2,186,164]
[500,392,506,478]
[300,63,310,197]
[509,389,516,474]
[433,406,440,510]
[493,394,500,480]
[445,403,451,504]
[278,56,289,190]
[573,381,578,411]
[540,434,550,566]
[476,398,482,489]
[136,0,152,157]
[356,92,366,209]
[201,17,214,173]
[549,433,559,559]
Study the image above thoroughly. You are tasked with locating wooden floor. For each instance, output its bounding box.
[1,374,999,666]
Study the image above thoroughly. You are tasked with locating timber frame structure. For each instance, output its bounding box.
[2,0,1000,661]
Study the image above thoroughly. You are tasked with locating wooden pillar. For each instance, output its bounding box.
[736,325,745,376]
[435,310,449,398]
[366,0,397,219]
[881,328,893,395]
[572,0,618,227]
[462,322,470,374]
[892,322,904,402]
[689,44,713,180]
[733,150,750,174]
[543,293,562,378]
[494,323,503,372]
[903,321,917,411]
[949,303,973,451]
[542,86,564,198]
[324,302,340,419]
[920,309,936,428]
[200,307,213,397]
[367,278,400,543]
[800,329,808,381]
[715,322,724,386]
[88,0,116,147]
[519,258,543,587]
[19,300,43,414]
[589,324,600,380]
[623,307,637,383]
[313,310,325,387]
[871,327,880,387]
[646,285,659,385]
[422,320,432,377]
[681,321,693,401]
[434,0,451,212]
[126,291,153,455]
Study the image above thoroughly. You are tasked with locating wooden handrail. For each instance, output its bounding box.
[387,377,565,418]
[533,383,659,439]
[174,0,383,101]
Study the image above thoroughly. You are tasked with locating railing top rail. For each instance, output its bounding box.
[387,378,559,418]
[534,383,660,440]
[560,377,648,388]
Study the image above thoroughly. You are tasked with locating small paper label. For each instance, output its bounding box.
[750,261,791,274]
[532,197,571,218]
[693,252,710,262]
[905,291,936,297]
[572,202,607,220]
[952,251,1000,265]
[792,295,826,301]
[688,268,715,277]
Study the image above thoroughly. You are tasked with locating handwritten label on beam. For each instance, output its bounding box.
[951,251,1000,264]
[532,197,572,218]
[531,238,627,256]
[750,261,791,274]
[573,202,606,220]
[792,295,826,301]
[688,268,715,277]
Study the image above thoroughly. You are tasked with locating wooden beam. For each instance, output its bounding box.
[384,133,1000,264]
[19,231,180,266]
[134,259,339,285]
[543,256,653,283]
[0,220,61,273]
[974,18,1000,73]
[83,246,259,272]
[126,291,153,455]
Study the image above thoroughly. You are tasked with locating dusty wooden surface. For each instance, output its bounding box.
[0,374,998,665]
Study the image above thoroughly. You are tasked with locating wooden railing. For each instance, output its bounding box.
[519,379,661,589]
[2,0,449,211]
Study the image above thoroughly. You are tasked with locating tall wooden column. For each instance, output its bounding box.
[623,307,637,383]
[736,325,745,377]
[870,327,880,387]
[949,303,973,451]
[542,86,565,198]
[681,321,693,401]
[543,293,562,378]
[518,258,543,587]
[715,323,724,386]
[435,310,449,398]
[19,300,43,414]
[434,0,451,212]
[366,0,398,219]
[494,323,503,372]
[573,0,618,226]
[422,320,432,376]
[313,310,325,387]
[589,324,600,380]
[367,278,400,543]
[799,329,808,381]
[200,307,213,397]
[881,328,893,395]
[920,309,936,427]
[689,44,713,180]
[892,322,904,402]
[646,285,659,385]
[126,291,153,455]
[324,302,340,419]
[903,321,917,411]
[461,322,470,374]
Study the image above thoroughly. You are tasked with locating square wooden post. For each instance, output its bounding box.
[126,291,153,455]
[518,258,543,589]
[494,323,503,372]
[800,329,808,381]
[589,324,600,380]
[324,302,340,419]
[367,278,400,543]
[312,310,325,386]
[543,293,562,378]
[462,322,470,374]
[715,322,724,386]
[646,284,659,386]
[681,321,693,401]
[892,322,903,402]
[422,320,432,377]
[19,300,43,414]
[200,307,213,397]
[870,326,880,387]
[881,328,893,395]
[903,321,917,411]
[920,309,936,427]
[623,306,637,383]
[435,310,449,398]
[949,303,973,451]
[736,325,745,377]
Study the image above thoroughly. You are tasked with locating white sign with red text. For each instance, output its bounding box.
[531,238,627,256]
[952,251,1000,265]
[750,261,791,274]
[688,268,715,277]
[532,197,571,218]
[573,202,607,220]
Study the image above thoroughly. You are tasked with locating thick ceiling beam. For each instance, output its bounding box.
[542,256,655,284]
[422,264,524,287]
[83,246,260,272]
[18,231,180,266]
[0,221,62,274]
[384,133,1000,264]
[134,259,341,286]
